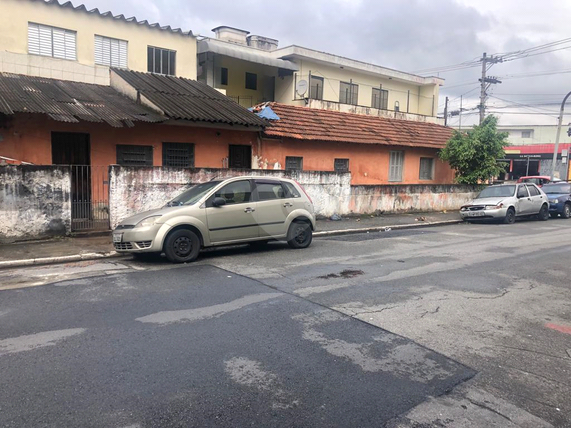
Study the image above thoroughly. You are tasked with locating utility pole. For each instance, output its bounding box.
[478,52,502,124]
[444,96,449,126]
[459,95,463,130]
[551,90,571,180]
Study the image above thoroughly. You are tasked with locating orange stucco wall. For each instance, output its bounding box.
[0,114,257,167]
[256,138,455,185]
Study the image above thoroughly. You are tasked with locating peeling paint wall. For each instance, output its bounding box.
[345,185,480,216]
[109,166,350,227]
[0,166,71,241]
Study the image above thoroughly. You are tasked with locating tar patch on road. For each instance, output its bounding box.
[0,265,475,428]
[322,228,436,242]
[317,269,364,280]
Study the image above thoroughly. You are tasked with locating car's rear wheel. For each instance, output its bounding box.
[538,204,550,221]
[287,221,313,249]
[164,229,201,263]
[503,208,516,224]
[563,203,571,219]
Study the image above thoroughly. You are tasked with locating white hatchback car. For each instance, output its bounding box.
[460,183,550,224]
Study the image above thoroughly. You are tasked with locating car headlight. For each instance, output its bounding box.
[460,206,469,211]
[485,204,503,209]
[135,215,162,228]
[552,199,559,204]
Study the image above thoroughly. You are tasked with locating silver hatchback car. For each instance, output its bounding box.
[112,176,316,263]
[460,183,550,224]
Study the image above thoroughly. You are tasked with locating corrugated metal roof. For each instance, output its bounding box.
[29,0,194,36]
[260,103,453,149]
[0,73,166,127]
[112,69,268,128]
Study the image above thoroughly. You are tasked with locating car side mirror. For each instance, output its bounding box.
[212,197,226,207]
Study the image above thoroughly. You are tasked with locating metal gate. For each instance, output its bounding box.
[70,165,110,232]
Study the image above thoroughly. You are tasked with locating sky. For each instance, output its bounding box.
[79,0,571,127]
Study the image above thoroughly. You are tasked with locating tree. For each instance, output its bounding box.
[440,115,508,184]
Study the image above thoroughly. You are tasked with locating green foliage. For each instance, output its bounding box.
[440,115,508,184]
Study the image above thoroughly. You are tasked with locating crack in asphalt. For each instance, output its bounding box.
[465,397,513,424]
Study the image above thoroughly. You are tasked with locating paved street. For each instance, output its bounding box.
[1,219,570,427]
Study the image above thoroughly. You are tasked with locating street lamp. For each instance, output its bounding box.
[551,90,571,180]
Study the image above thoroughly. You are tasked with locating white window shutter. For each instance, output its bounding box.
[94,35,104,65]
[28,23,41,55]
[119,40,127,68]
[64,30,76,60]
[52,27,66,59]
[38,25,53,57]
[94,35,127,68]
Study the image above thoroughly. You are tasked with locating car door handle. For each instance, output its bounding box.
[244,207,255,213]
[283,202,293,207]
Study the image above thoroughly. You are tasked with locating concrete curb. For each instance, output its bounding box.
[313,219,462,237]
[0,251,124,270]
[0,219,462,270]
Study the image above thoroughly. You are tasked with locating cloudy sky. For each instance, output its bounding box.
[80,0,571,127]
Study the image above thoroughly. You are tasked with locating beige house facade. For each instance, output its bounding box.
[0,0,196,85]
[198,27,443,123]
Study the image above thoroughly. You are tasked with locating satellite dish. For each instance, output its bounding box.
[296,80,308,96]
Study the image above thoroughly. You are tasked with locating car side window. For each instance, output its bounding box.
[282,182,301,198]
[517,185,529,198]
[255,182,286,201]
[527,185,540,196]
[214,180,252,205]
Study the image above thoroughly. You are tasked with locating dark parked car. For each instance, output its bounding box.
[542,182,571,218]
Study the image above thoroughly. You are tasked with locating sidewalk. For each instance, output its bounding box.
[0,211,461,269]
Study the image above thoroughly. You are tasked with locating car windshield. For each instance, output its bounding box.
[165,181,222,206]
[543,184,571,194]
[477,185,515,199]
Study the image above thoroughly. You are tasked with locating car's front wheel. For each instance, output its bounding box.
[287,221,313,249]
[563,203,571,219]
[538,204,550,221]
[503,207,516,224]
[164,229,201,263]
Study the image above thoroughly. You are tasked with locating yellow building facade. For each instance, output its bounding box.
[198,27,442,122]
[0,0,196,85]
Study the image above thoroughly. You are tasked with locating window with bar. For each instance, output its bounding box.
[310,75,324,100]
[221,67,228,85]
[245,72,257,90]
[372,88,389,110]
[389,151,404,182]
[334,158,349,173]
[419,157,434,180]
[95,35,128,68]
[116,145,153,166]
[147,46,176,76]
[162,143,195,168]
[28,22,76,60]
[285,156,303,171]
[339,81,359,105]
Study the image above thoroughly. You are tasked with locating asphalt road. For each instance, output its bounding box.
[0,264,472,427]
[1,218,570,427]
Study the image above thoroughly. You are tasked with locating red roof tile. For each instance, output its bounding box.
[262,103,453,149]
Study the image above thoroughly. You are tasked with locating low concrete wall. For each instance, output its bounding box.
[0,165,71,241]
[345,184,480,215]
[108,166,351,227]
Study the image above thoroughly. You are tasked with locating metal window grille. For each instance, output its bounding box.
[389,151,404,182]
[221,68,229,85]
[372,88,389,110]
[95,35,128,68]
[162,143,195,168]
[419,157,434,180]
[116,145,153,166]
[245,72,257,90]
[339,81,358,105]
[310,76,324,100]
[285,156,303,171]
[521,130,531,138]
[28,22,76,60]
[334,158,349,172]
[147,46,176,76]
